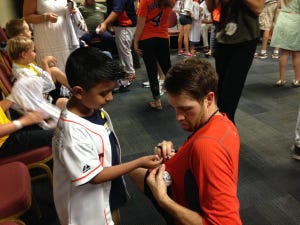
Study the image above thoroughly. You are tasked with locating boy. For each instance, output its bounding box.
[5,19,70,98]
[7,36,69,108]
[52,47,162,225]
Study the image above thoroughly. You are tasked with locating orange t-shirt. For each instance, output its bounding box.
[137,0,174,40]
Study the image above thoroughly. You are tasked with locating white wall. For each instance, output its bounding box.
[0,0,17,27]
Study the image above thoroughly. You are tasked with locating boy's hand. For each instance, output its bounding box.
[19,111,49,127]
[43,56,58,67]
[139,155,163,169]
[154,140,175,162]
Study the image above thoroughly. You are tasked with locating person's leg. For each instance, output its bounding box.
[209,23,217,57]
[0,127,53,157]
[178,24,184,54]
[293,106,300,160]
[114,26,135,76]
[292,51,300,85]
[277,49,289,85]
[139,38,161,108]
[183,24,192,54]
[49,66,70,88]
[215,39,258,122]
[201,23,210,50]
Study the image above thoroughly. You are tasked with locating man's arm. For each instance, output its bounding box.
[243,0,264,15]
[147,164,204,225]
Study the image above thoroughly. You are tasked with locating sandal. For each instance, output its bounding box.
[276,80,286,87]
[125,74,136,83]
[292,80,300,87]
[149,101,162,110]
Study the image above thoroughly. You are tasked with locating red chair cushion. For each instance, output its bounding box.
[0,162,31,218]
[0,146,52,165]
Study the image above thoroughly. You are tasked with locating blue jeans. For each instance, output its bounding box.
[80,31,116,53]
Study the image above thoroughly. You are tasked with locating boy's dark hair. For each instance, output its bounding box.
[164,57,218,101]
[65,47,124,90]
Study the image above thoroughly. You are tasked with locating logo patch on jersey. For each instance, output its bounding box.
[82,164,91,173]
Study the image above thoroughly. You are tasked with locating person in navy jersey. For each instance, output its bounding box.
[97,0,137,90]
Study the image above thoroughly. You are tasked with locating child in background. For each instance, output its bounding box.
[189,0,202,56]
[52,47,163,225]
[5,18,70,98]
[6,36,64,128]
[7,36,69,107]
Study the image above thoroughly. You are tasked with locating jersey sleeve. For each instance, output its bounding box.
[58,125,103,186]
[191,139,241,225]
[136,0,148,17]
[112,0,127,12]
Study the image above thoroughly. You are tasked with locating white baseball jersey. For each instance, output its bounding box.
[53,108,121,225]
[12,62,55,94]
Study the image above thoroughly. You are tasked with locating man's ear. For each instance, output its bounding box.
[71,86,85,100]
[206,91,215,106]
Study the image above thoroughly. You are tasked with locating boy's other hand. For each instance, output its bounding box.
[139,155,163,169]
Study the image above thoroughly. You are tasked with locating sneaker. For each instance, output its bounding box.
[160,86,165,96]
[143,79,164,87]
[272,52,279,59]
[292,145,300,160]
[143,80,150,87]
[255,52,268,59]
[178,50,184,55]
[183,52,194,57]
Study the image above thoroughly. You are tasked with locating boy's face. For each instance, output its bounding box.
[23,44,36,64]
[21,21,32,39]
[78,80,116,110]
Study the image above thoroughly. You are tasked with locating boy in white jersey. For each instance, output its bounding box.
[52,47,163,225]
[7,36,69,108]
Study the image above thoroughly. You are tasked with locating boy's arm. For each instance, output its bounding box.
[90,155,163,184]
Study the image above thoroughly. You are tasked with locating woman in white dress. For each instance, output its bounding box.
[189,0,202,55]
[23,0,79,71]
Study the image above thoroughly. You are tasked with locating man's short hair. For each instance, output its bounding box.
[65,47,124,90]
[164,57,218,101]
[5,18,26,38]
[7,36,33,61]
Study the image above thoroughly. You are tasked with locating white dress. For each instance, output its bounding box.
[34,0,79,71]
[189,1,202,43]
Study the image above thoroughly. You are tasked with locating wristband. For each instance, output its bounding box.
[12,120,23,130]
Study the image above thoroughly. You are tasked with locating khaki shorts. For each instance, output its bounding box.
[259,2,278,30]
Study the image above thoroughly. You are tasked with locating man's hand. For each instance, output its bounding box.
[147,164,169,202]
[154,140,175,162]
[97,23,107,34]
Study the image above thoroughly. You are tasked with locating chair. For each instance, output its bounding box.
[0,147,53,185]
[0,51,53,185]
[0,220,26,225]
[0,50,12,97]
[0,162,31,225]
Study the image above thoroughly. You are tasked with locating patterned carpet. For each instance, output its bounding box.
[25,45,300,225]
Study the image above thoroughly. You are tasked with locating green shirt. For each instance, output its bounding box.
[79,3,107,32]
